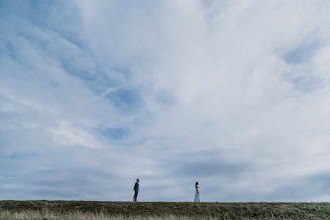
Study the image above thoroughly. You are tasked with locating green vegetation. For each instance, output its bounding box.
[0,200,330,219]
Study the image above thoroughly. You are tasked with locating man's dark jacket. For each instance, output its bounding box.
[134,182,139,192]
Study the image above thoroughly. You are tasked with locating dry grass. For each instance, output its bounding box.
[0,211,217,220]
[1,201,330,219]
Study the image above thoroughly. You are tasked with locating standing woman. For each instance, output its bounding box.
[194,182,200,202]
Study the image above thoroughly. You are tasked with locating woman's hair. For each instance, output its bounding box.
[195,182,198,185]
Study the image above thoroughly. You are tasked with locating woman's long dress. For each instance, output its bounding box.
[194,186,200,202]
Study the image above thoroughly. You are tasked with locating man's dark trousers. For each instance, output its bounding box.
[133,190,138,202]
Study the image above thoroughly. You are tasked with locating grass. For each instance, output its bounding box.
[0,200,330,219]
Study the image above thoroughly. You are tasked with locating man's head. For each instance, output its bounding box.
[137,179,139,182]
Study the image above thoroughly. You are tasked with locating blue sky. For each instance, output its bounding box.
[1,0,330,202]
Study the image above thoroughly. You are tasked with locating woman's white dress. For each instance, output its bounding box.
[194,185,200,202]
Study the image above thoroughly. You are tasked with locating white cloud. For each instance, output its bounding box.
[48,121,103,149]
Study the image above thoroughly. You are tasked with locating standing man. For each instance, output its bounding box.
[133,178,139,202]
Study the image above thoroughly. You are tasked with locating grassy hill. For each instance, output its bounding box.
[0,200,330,219]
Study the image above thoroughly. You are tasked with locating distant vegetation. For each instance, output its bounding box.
[0,200,330,219]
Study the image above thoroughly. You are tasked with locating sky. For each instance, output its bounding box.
[1,0,330,202]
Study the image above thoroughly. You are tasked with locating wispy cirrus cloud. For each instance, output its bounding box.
[1,0,330,202]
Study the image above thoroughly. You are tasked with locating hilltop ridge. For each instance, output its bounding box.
[1,200,330,219]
